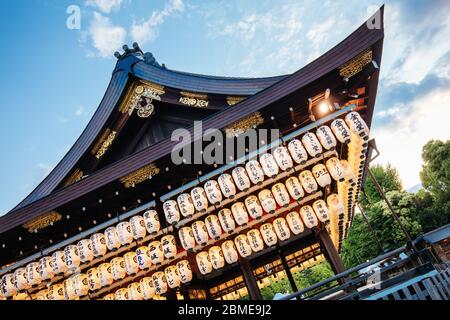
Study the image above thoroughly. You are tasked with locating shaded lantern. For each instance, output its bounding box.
[176,260,193,284]
[163,200,181,225]
[64,244,80,272]
[204,180,223,205]
[13,292,31,300]
[136,245,152,270]
[259,153,279,178]
[115,288,129,300]
[234,234,252,258]
[178,226,196,251]
[148,240,164,265]
[77,239,94,263]
[245,159,265,185]
[73,273,89,297]
[123,251,139,275]
[1,274,17,298]
[63,277,77,300]
[298,170,318,194]
[302,132,323,158]
[208,246,225,270]
[244,195,264,219]
[177,193,195,218]
[312,199,330,222]
[128,282,144,300]
[205,214,222,240]
[140,277,155,300]
[258,189,277,214]
[103,293,115,300]
[316,125,337,150]
[340,159,356,184]
[26,262,42,287]
[98,262,114,287]
[164,265,181,289]
[161,234,177,259]
[327,194,345,214]
[286,211,304,235]
[116,221,133,246]
[152,271,168,295]
[345,111,369,140]
[231,202,249,226]
[35,289,49,300]
[143,209,161,234]
[273,146,294,171]
[130,215,147,240]
[260,223,278,246]
[330,118,351,144]
[90,233,107,258]
[52,250,67,275]
[246,229,264,252]
[221,240,239,264]
[38,256,55,281]
[271,182,291,207]
[13,267,29,292]
[196,251,213,275]
[104,226,121,251]
[191,187,209,212]
[273,217,290,241]
[232,166,251,191]
[48,283,65,300]
[285,176,304,200]
[192,220,209,245]
[218,208,236,233]
[326,157,346,182]
[299,205,319,229]
[312,163,332,187]
[287,139,308,164]
[86,267,101,292]
[110,257,126,281]
[217,173,237,199]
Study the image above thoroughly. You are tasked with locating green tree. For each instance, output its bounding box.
[360,163,402,207]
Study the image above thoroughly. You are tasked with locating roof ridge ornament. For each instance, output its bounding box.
[114,42,165,68]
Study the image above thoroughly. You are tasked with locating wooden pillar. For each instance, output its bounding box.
[315,228,346,275]
[180,286,190,300]
[238,258,262,300]
[278,249,300,299]
[166,289,178,300]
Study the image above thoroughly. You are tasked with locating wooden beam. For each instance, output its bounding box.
[315,227,346,275]
[238,257,262,300]
[278,249,300,300]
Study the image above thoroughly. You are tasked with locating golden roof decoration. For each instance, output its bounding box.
[339,49,373,79]
[226,96,246,106]
[179,91,209,108]
[120,81,165,117]
[119,163,160,188]
[63,168,84,186]
[22,211,62,233]
[224,112,264,138]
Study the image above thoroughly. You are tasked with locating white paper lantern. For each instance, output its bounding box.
[116,221,134,246]
[288,139,308,164]
[13,267,29,292]
[110,257,126,280]
[64,244,80,272]
[345,111,369,140]
[176,260,193,284]
[312,163,332,187]
[259,153,279,178]
[298,170,318,194]
[86,267,101,292]
[130,215,147,240]
[246,229,264,252]
[191,187,209,212]
[204,180,223,205]
[48,283,65,300]
[73,273,89,297]
[90,233,107,258]
[245,160,265,185]
[232,166,251,191]
[52,250,67,275]
[302,132,323,158]
[163,200,181,225]
[244,195,264,219]
[326,157,346,182]
[273,217,290,241]
[115,288,129,300]
[104,226,121,251]
[340,159,357,184]
[331,118,351,144]
[77,239,94,263]
[140,277,155,300]
[234,234,252,258]
[218,173,237,199]
[161,234,177,259]
[196,251,213,275]
[178,226,196,251]
[205,214,222,240]
[327,194,345,213]
[191,220,209,245]
[123,251,139,275]
[231,202,249,226]
[26,262,42,287]
[103,293,115,300]
[300,206,319,229]
[258,189,277,214]
[148,241,164,265]
[260,223,278,246]
[136,245,152,270]
[143,209,161,234]
[312,199,330,222]
[316,125,337,150]
[218,208,236,233]
[35,289,49,300]
[98,263,114,287]
[221,240,239,264]
[152,271,168,295]
[177,193,195,218]
[164,265,181,289]
[38,256,55,281]
[1,274,17,298]
[273,146,294,171]
[128,282,144,300]
[271,182,291,207]
[285,176,304,200]
[208,246,225,270]
[286,211,304,235]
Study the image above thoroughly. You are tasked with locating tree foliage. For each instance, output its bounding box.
[360,163,402,207]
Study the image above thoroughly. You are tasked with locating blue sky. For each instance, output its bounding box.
[0,0,449,216]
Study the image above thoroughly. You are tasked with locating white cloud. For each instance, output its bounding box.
[88,12,126,58]
[36,163,54,177]
[85,0,124,14]
[75,105,85,116]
